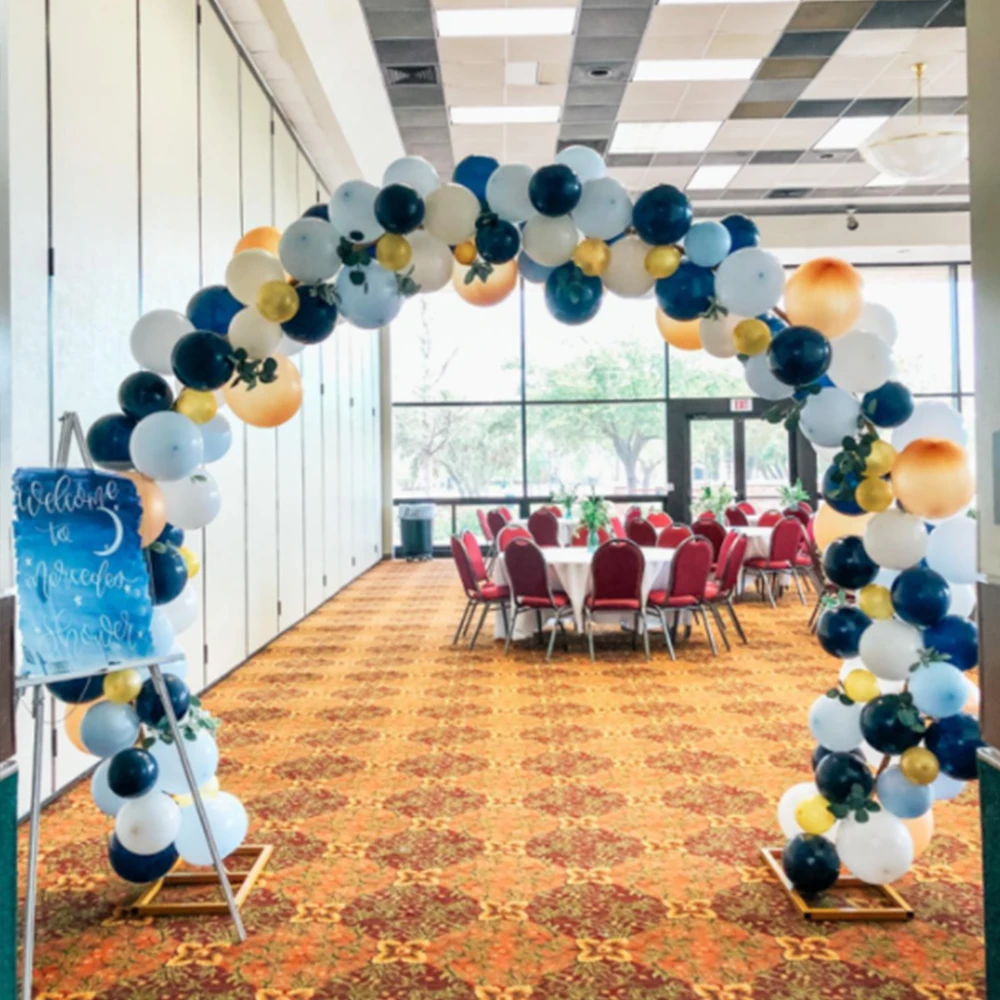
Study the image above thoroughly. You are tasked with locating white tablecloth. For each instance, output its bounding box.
[508,516,577,546]
[732,525,773,560]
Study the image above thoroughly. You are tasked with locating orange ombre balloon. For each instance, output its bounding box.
[223,353,303,428]
[118,471,167,547]
[234,226,281,257]
[452,259,518,307]
[891,438,974,520]
[784,257,864,338]
[63,702,94,754]
[902,810,934,860]
[813,502,873,552]
[656,308,701,351]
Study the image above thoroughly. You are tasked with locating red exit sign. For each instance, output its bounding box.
[730,398,753,413]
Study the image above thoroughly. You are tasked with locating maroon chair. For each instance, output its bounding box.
[527,508,560,547]
[783,506,810,528]
[610,516,625,539]
[696,510,717,520]
[624,505,642,525]
[797,500,813,515]
[503,537,573,660]
[626,517,658,547]
[737,501,756,514]
[705,532,749,648]
[542,504,563,517]
[692,518,726,566]
[498,506,513,522]
[450,536,509,648]
[646,537,717,659]
[658,524,693,548]
[743,517,808,607]
[487,509,507,540]
[757,509,782,527]
[477,509,494,544]
[647,511,672,529]
[724,506,748,526]
[584,539,649,661]
[713,530,739,583]
[570,524,610,547]
[462,530,490,583]
[497,524,532,552]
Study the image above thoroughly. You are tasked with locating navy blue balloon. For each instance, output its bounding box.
[632,184,692,245]
[528,164,582,217]
[816,606,871,658]
[518,251,553,284]
[861,380,914,429]
[655,261,715,321]
[453,155,499,206]
[301,202,330,222]
[861,694,925,755]
[374,183,425,235]
[812,744,867,771]
[823,536,879,590]
[760,313,787,335]
[475,219,520,264]
[782,834,840,894]
[923,615,978,671]
[282,285,338,345]
[891,566,951,628]
[108,834,179,884]
[86,414,136,469]
[108,748,159,799]
[46,676,103,704]
[721,214,760,252]
[149,545,189,605]
[172,331,235,391]
[118,371,174,421]
[925,713,984,780]
[821,464,863,516]
[794,373,834,401]
[156,522,185,548]
[767,325,831,387]
[544,263,603,325]
[815,751,874,804]
[186,285,242,335]
[135,673,191,726]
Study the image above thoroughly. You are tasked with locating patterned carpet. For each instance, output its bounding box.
[21,559,985,999]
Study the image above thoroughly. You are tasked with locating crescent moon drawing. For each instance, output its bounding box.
[94,506,124,557]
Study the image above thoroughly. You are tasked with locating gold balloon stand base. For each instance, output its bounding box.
[760,846,914,922]
[128,844,273,918]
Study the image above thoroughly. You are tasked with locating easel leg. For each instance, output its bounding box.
[148,664,246,942]
[21,686,44,1000]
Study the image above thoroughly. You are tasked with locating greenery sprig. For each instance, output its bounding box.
[825,684,855,707]
[396,267,420,297]
[337,236,372,270]
[895,691,927,735]
[230,347,278,391]
[142,700,219,747]
[828,784,882,823]
[462,259,494,285]
[763,383,824,432]
[694,484,733,518]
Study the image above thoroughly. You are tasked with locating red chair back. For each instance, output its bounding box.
[770,517,805,563]
[541,504,562,517]
[783,506,810,527]
[498,525,532,552]
[715,529,738,578]
[658,524,692,548]
[499,507,513,521]
[590,539,644,606]
[723,506,748,526]
[758,509,782,527]
[692,518,726,562]
[666,536,712,603]
[647,511,672,529]
[450,535,478,599]
[737,501,755,514]
[487,509,507,539]
[624,505,642,524]
[696,510,717,520]
[806,514,816,546]
[716,532,748,597]
[527,508,560,547]
[505,538,554,607]
[462,530,489,582]
[610,516,625,539]
[797,500,813,515]
[625,517,657,547]
[570,524,610,547]
[477,509,494,542]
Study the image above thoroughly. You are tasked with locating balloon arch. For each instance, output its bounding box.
[69,145,980,895]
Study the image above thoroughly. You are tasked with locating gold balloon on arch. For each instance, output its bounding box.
[655,308,701,351]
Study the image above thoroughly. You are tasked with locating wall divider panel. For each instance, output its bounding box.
[322,329,343,597]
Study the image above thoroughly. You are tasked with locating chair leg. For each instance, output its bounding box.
[709,602,731,651]
[658,610,676,660]
[469,604,489,649]
[500,602,510,635]
[535,609,544,645]
[585,610,595,662]
[631,613,638,651]
[808,592,824,631]
[700,606,719,656]
[641,613,651,661]
[453,600,473,644]
[761,572,777,609]
[504,607,522,656]
[791,570,807,605]
[545,618,560,662]
[725,598,748,644]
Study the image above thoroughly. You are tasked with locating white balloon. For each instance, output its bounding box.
[745,353,795,401]
[601,235,654,298]
[423,183,480,245]
[863,510,928,569]
[808,694,863,752]
[827,331,894,394]
[149,729,219,795]
[714,248,785,317]
[859,619,924,681]
[91,759,129,818]
[522,214,578,268]
[336,262,403,330]
[838,657,866,684]
[837,812,913,884]
[555,144,606,183]
[175,792,248,866]
[200,413,232,464]
[948,583,977,619]
[777,782,818,839]
[160,582,199,635]
[408,230,454,293]
[799,388,862,448]
[932,772,966,800]
[699,313,740,359]
[852,302,898,347]
[485,163,536,223]
[225,250,285,307]
[925,515,978,584]
[382,155,441,199]
[228,307,281,359]
[160,469,221,529]
[130,310,195,374]
[115,792,182,856]
[278,217,341,284]
[129,412,204,482]
[892,401,967,450]
[329,179,383,244]
[571,177,632,240]
[278,333,306,357]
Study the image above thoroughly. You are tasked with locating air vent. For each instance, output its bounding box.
[766,187,812,199]
[385,65,438,86]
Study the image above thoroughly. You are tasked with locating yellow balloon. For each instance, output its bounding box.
[855,476,893,513]
[655,309,701,351]
[795,794,835,835]
[223,353,303,428]
[257,280,299,323]
[174,389,218,426]
[813,502,873,552]
[377,234,413,272]
[104,669,143,705]
[173,775,220,808]
[864,439,897,478]
[859,583,893,620]
[453,240,478,266]
[573,238,611,278]
[844,668,879,703]
[733,318,771,356]
[644,245,681,279]
[179,545,200,579]
[900,747,940,786]
[235,226,281,257]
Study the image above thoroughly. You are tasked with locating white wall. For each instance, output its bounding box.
[6,0,383,814]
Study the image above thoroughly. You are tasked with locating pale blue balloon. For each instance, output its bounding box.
[91,758,129,817]
[799,388,862,448]
[931,771,966,800]
[80,701,140,757]
[149,728,218,794]
[329,180,383,244]
[808,694,863,752]
[336,262,403,330]
[685,220,731,268]
[909,660,967,718]
[129,411,203,482]
[166,643,190,684]
[876,765,933,818]
[175,792,248,866]
[150,608,175,657]
[278,217,342,284]
[200,413,232,463]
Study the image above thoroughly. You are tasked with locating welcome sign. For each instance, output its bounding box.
[12,469,155,675]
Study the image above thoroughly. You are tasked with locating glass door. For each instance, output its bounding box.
[690,418,736,512]
[744,418,793,511]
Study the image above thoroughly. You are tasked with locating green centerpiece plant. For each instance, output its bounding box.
[778,477,810,509]
[693,484,733,519]
[579,493,611,551]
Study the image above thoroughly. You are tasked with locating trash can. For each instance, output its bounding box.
[399,503,436,561]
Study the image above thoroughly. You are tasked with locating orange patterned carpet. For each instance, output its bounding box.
[21,559,985,999]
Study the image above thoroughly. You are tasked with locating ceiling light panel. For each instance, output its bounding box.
[634,59,760,82]
[813,116,888,151]
[436,8,576,38]
[687,164,741,189]
[450,105,561,125]
[610,120,722,154]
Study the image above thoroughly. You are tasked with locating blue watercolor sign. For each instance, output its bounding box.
[12,468,154,675]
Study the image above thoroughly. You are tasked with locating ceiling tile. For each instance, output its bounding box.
[394,106,450,127]
[743,78,812,102]
[645,4,725,37]
[787,1,873,31]
[400,124,451,145]
[756,56,827,80]
[722,187,769,200]
[700,150,753,165]
[652,151,706,166]
[759,116,839,148]
[375,38,439,63]
[705,33,781,59]
[569,61,633,84]
[643,165,696,186]
[565,81,626,104]
[787,97,852,116]
[731,164,791,188]
[365,9,434,38]
[897,94,965,115]
[506,35,575,62]
[388,83,445,107]
[929,0,966,28]
[731,100,795,118]
[845,96,909,115]
[562,103,618,123]
[717,2,799,33]
[506,83,569,104]
[436,36,504,62]
[638,33,712,59]
[606,152,653,167]
[573,36,643,61]
[440,62,505,88]
[710,118,779,151]
[673,99,744,122]
[446,84,504,104]
[559,120,616,139]
[771,30,849,58]
[836,27,920,55]
[577,6,649,36]
[607,165,650,188]
[857,1,950,30]
[751,149,803,164]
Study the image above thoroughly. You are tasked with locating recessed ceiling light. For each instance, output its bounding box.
[436,8,575,37]
[450,105,561,125]
[687,164,741,189]
[505,61,537,86]
[866,173,903,187]
[634,59,760,82]
[610,121,722,154]
[813,116,889,152]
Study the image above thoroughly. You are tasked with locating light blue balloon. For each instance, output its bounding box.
[150,608,175,658]
[909,660,967,718]
[278,217,342,284]
[684,220,731,268]
[200,413,232,463]
[336,262,403,330]
[175,792,248,866]
[129,411,203,482]
[149,728,218,794]
[931,771,966,801]
[166,643,190,684]
[91,758,129,817]
[808,694,863,752]
[877,765,933,818]
[80,701,140,757]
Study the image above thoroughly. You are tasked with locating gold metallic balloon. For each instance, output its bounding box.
[573,238,611,278]
[784,257,864,338]
[655,308,701,351]
[179,545,201,579]
[843,668,879,703]
[452,259,518,308]
[118,471,167,547]
[900,746,940,786]
[891,438,975,520]
[104,669,143,705]
[859,583,893,620]
[234,226,281,257]
[864,439,897,478]
[855,476,893,512]
[223,353,303,428]
[453,241,478,266]
[257,280,300,323]
[174,388,218,425]
[813,502,873,552]
[376,233,413,272]
[795,794,835,835]
[733,318,771,356]
[644,245,682,279]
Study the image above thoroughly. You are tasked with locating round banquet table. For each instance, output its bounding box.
[507,516,577,546]
[731,525,773,560]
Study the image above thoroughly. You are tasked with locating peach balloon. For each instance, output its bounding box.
[784,257,864,338]
[223,353,303,428]
[118,471,167,547]
[813,502,873,552]
[902,810,934,860]
[234,226,281,257]
[656,308,701,351]
[453,259,518,307]
[63,702,94,754]
[891,438,974,520]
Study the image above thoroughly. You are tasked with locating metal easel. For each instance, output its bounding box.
[18,412,246,1000]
